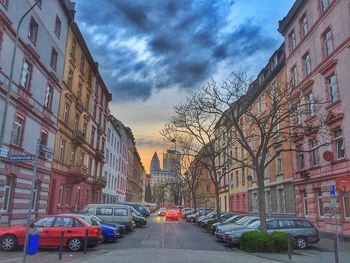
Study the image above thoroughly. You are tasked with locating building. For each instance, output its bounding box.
[247,44,295,216]
[103,116,128,203]
[150,152,161,172]
[278,0,350,236]
[0,0,71,225]
[196,160,216,210]
[49,19,111,214]
[163,149,181,174]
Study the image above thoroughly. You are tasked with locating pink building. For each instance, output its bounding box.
[278,0,350,236]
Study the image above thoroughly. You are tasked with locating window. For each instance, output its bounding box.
[1,177,12,211]
[91,127,95,146]
[54,217,74,227]
[303,192,309,215]
[34,217,55,227]
[277,188,285,213]
[311,140,319,166]
[39,130,48,158]
[96,207,113,216]
[278,219,295,229]
[114,208,128,216]
[80,55,85,72]
[74,113,80,130]
[334,129,344,159]
[50,47,58,69]
[300,15,308,38]
[242,168,245,185]
[328,74,338,103]
[276,153,282,175]
[306,93,315,116]
[71,38,77,58]
[267,220,279,230]
[59,139,66,162]
[324,30,333,57]
[343,194,350,219]
[20,60,32,89]
[10,117,24,146]
[303,53,311,76]
[297,146,305,170]
[289,30,296,51]
[63,103,70,124]
[93,105,97,119]
[295,105,301,125]
[317,190,324,217]
[44,85,53,110]
[28,17,38,43]
[320,0,329,12]
[295,220,312,228]
[291,66,298,86]
[67,69,73,89]
[54,16,61,38]
[206,184,210,193]
[258,96,264,114]
[58,185,64,206]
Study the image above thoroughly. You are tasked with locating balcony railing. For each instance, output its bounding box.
[67,164,88,184]
[76,98,85,112]
[92,175,107,190]
[96,149,105,160]
[73,130,85,144]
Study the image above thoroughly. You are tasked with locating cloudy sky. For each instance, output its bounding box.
[75,0,294,172]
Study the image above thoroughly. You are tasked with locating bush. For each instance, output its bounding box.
[240,231,289,253]
[270,232,288,251]
[240,231,273,252]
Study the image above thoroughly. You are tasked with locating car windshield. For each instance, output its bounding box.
[160,208,166,212]
[242,218,258,227]
[235,216,253,225]
[247,221,260,229]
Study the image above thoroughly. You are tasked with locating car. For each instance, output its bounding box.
[88,214,127,236]
[201,213,233,229]
[82,204,135,231]
[0,215,101,252]
[211,214,245,234]
[130,207,147,227]
[186,212,199,223]
[182,209,194,219]
[215,216,259,241]
[223,217,319,249]
[124,202,150,217]
[158,208,166,216]
[60,213,119,243]
[165,210,179,221]
[198,212,217,226]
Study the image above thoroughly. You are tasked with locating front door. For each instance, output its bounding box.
[32,216,56,247]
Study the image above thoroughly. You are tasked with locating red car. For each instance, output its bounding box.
[165,210,179,221]
[0,215,101,252]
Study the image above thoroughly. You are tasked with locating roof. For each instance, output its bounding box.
[278,0,307,35]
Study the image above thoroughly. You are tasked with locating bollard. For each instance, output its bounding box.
[84,229,88,254]
[287,234,292,261]
[58,231,64,260]
[333,236,339,263]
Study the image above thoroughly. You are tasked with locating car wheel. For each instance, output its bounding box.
[67,238,82,252]
[101,233,107,243]
[1,235,17,251]
[190,217,195,223]
[296,236,307,249]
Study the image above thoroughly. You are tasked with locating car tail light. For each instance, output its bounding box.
[92,227,100,236]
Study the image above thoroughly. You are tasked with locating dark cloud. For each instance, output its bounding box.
[136,137,167,148]
[75,0,279,101]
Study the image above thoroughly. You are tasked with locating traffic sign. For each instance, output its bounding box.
[330,185,336,198]
[0,148,9,158]
[9,154,34,162]
[40,145,54,154]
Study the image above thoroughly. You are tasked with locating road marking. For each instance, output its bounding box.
[162,223,165,249]
[0,257,23,263]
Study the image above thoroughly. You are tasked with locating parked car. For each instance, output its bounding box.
[223,217,319,249]
[82,204,135,231]
[60,213,119,243]
[201,213,233,229]
[165,210,179,221]
[88,214,127,236]
[0,215,101,252]
[186,212,199,223]
[211,214,245,234]
[158,208,166,216]
[124,202,150,217]
[182,209,194,219]
[130,207,147,227]
[198,212,217,225]
[215,216,259,241]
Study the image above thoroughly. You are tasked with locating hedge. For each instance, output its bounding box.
[240,231,289,253]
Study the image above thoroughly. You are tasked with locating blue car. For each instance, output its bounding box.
[60,213,120,243]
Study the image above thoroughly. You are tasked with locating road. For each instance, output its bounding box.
[2,214,349,263]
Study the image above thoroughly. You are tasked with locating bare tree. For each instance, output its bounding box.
[195,72,329,231]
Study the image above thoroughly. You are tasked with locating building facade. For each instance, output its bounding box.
[247,44,296,216]
[279,0,350,236]
[49,20,111,214]
[0,0,71,225]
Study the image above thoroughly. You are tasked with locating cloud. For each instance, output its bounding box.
[75,0,281,102]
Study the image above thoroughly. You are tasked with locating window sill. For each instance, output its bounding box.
[331,158,347,165]
[325,100,341,111]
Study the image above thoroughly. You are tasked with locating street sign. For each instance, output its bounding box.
[330,185,336,198]
[9,154,34,162]
[40,145,54,154]
[0,148,9,158]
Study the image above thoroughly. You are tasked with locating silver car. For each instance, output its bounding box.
[215,216,259,241]
[224,218,319,249]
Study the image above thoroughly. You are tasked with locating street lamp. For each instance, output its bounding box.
[0,0,41,150]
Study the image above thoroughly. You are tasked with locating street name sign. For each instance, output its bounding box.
[0,148,9,158]
[330,185,336,198]
[9,154,34,162]
[40,145,54,154]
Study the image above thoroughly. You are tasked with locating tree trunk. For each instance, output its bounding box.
[257,169,267,232]
[214,184,221,220]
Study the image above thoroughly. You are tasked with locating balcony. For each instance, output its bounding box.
[96,149,105,160]
[92,175,107,190]
[97,126,104,135]
[73,130,85,144]
[67,164,89,184]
